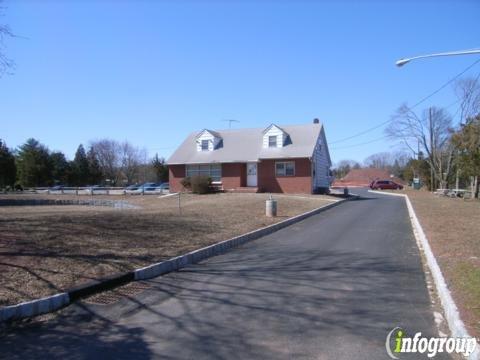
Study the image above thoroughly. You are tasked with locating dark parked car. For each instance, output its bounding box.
[370,179,403,190]
[124,184,141,192]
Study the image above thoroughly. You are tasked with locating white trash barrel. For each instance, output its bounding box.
[266,198,277,217]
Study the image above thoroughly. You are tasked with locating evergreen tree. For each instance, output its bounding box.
[87,146,103,185]
[0,139,16,188]
[151,153,168,183]
[16,138,53,187]
[50,151,71,185]
[402,158,431,188]
[452,115,480,198]
[71,144,90,186]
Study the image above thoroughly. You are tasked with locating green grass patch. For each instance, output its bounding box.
[451,261,480,332]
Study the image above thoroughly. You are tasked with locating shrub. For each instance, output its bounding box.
[180,176,191,189]
[190,175,211,194]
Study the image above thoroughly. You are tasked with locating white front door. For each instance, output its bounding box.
[247,162,257,187]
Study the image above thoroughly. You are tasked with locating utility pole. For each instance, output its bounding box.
[429,108,435,192]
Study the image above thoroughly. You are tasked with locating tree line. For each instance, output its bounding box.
[332,151,410,181]
[333,77,480,198]
[0,138,168,189]
[386,77,479,198]
[334,113,480,199]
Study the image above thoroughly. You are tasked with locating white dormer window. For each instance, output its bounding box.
[268,136,277,148]
[201,140,209,151]
[263,124,289,149]
[196,129,222,152]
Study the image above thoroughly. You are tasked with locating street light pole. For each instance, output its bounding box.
[396,48,480,67]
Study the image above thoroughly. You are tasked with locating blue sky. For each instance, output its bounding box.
[1,0,479,165]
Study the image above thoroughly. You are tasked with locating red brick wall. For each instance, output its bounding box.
[258,158,312,194]
[221,163,246,190]
[169,163,247,192]
[168,165,185,192]
[170,160,311,193]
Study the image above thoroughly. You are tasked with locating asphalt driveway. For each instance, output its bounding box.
[0,190,446,359]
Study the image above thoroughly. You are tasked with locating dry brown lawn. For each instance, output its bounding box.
[0,192,336,306]
[402,190,480,337]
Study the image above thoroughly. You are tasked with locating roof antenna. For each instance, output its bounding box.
[222,119,240,129]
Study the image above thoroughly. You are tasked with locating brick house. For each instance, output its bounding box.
[167,120,332,194]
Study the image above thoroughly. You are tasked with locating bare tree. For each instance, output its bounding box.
[89,139,147,185]
[390,151,411,169]
[363,152,392,169]
[362,151,411,178]
[0,2,13,76]
[89,139,120,184]
[454,77,480,125]
[386,105,454,190]
[332,159,360,179]
[119,141,145,185]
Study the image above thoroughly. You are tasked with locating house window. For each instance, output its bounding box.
[201,140,209,151]
[275,161,295,176]
[186,164,222,182]
[268,136,277,148]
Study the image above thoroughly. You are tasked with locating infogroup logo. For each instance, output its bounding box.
[385,327,477,359]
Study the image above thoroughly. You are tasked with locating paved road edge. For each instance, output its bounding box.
[0,196,355,323]
[368,190,479,360]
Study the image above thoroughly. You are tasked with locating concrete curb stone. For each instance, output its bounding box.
[0,293,69,322]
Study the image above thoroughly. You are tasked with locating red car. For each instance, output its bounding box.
[370,179,404,190]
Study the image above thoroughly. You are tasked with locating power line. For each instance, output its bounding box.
[409,58,480,109]
[329,58,480,145]
[330,136,389,150]
[329,122,389,145]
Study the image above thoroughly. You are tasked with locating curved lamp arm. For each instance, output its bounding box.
[396,49,480,67]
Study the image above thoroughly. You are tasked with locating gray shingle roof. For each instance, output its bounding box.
[167,123,325,165]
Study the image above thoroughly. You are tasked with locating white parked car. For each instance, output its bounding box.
[84,185,102,194]
[128,183,158,195]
